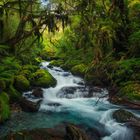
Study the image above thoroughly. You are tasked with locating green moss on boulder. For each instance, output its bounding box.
[71,64,87,76]
[19,70,31,79]
[32,69,56,88]
[0,92,10,123]
[14,75,30,91]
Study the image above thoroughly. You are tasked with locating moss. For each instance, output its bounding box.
[0,92,10,123]
[49,60,64,67]
[71,64,87,76]
[119,82,140,101]
[14,75,30,91]
[31,69,56,88]
[19,70,31,79]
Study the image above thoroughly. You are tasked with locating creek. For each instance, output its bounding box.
[0,62,139,140]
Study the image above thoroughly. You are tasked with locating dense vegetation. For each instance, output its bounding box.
[0,0,140,123]
[46,0,140,105]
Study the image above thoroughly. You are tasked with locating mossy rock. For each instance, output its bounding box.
[19,70,31,80]
[14,75,30,91]
[113,109,137,123]
[71,64,87,76]
[49,60,64,67]
[0,80,6,91]
[119,82,140,101]
[31,69,56,88]
[0,92,10,123]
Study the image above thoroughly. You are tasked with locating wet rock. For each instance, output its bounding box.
[1,128,65,140]
[85,127,102,140]
[57,86,88,98]
[62,73,70,77]
[32,88,43,98]
[113,109,138,123]
[89,87,103,93]
[73,79,84,85]
[20,97,42,112]
[65,124,89,140]
[47,102,61,107]
[47,65,53,69]
[1,124,91,140]
[113,109,140,140]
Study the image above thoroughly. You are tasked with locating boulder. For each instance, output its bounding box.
[65,124,89,140]
[32,88,43,98]
[31,69,57,88]
[113,109,138,123]
[57,86,88,98]
[20,97,42,112]
[113,109,140,140]
[14,75,30,91]
[1,127,65,140]
[47,102,61,107]
[1,124,90,140]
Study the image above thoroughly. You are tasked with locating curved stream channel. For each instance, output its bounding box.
[0,62,140,140]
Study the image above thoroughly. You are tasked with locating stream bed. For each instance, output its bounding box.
[0,62,140,140]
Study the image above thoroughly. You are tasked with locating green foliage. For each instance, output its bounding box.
[0,45,9,56]
[7,85,21,102]
[119,82,140,101]
[49,60,64,67]
[31,69,56,88]
[128,30,140,57]
[22,65,39,73]
[0,92,10,123]
[0,80,6,90]
[71,64,87,76]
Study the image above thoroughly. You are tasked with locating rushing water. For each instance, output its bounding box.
[0,62,139,139]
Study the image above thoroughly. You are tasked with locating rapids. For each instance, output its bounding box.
[0,61,139,140]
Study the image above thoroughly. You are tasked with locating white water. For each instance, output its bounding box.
[40,62,134,140]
